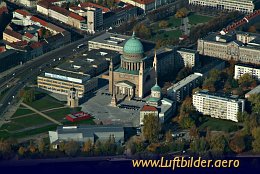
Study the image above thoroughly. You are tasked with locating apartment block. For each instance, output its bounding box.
[234,64,260,80]
[176,48,199,68]
[192,90,245,122]
[167,73,203,102]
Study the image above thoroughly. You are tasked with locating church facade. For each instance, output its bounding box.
[109,32,157,99]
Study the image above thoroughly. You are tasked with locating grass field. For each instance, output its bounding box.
[12,108,34,118]
[26,93,65,111]
[199,117,241,132]
[188,13,213,25]
[1,114,52,131]
[152,29,182,41]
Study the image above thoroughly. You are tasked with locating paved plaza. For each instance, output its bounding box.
[81,84,146,127]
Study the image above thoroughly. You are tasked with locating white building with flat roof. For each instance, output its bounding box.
[234,64,260,80]
[192,90,245,122]
[189,0,257,13]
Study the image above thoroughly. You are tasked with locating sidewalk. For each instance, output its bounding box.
[0,99,23,128]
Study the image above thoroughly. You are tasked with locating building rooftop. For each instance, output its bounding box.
[114,67,139,75]
[79,2,110,13]
[56,125,124,136]
[167,73,203,91]
[4,28,23,40]
[194,90,244,102]
[178,48,198,54]
[141,105,158,111]
[40,69,91,84]
[89,32,155,53]
[245,84,260,96]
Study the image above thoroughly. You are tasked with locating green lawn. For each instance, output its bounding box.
[199,117,241,132]
[26,94,64,111]
[46,108,73,122]
[168,16,182,28]
[1,114,52,132]
[188,13,213,25]
[152,29,182,41]
[12,108,34,118]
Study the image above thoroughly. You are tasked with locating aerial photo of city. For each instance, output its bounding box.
[0,0,260,173]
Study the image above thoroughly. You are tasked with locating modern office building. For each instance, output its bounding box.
[37,70,98,98]
[234,64,260,80]
[197,31,260,64]
[167,73,203,102]
[189,0,258,13]
[192,90,245,122]
[49,125,124,148]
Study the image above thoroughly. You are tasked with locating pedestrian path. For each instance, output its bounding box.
[21,102,62,125]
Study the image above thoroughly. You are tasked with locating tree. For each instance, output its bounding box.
[159,20,169,28]
[165,130,173,143]
[175,8,188,18]
[18,147,26,156]
[237,112,249,123]
[64,140,79,157]
[94,140,103,156]
[179,116,195,129]
[190,137,209,155]
[133,24,152,40]
[229,133,246,154]
[0,139,12,154]
[189,125,199,140]
[176,67,192,81]
[208,134,228,155]
[37,139,45,154]
[248,26,257,33]
[180,97,194,116]
[82,139,93,154]
[143,113,161,143]
[238,73,256,89]
[252,127,260,153]
[28,141,37,154]
[21,88,35,103]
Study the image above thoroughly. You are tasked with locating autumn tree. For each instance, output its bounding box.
[238,73,256,89]
[208,134,228,155]
[94,140,103,156]
[165,130,173,143]
[175,8,188,18]
[159,20,169,28]
[190,137,209,155]
[82,139,93,154]
[18,146,26,156]
[37,139,45,154]
[64,140,79,157]
[252,127,260,153]
[21,88,35,103]
[229,133,246,154]
[176,67,192,81]
[143,113,161,143]
[248,26,257,33]
[133,24,152,40]
[189,125,199,140]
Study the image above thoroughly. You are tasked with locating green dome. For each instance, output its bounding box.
[123,32,144,54]
[151,84,161,92]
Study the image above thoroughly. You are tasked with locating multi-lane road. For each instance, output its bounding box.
[0,33,103,118]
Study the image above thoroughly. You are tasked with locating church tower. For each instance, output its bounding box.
[67,87,79,108]
[138,62,144,98]
[110,92,118,107]
[109,59,114,95]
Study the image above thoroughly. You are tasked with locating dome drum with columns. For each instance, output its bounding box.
[109,32,157,99]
